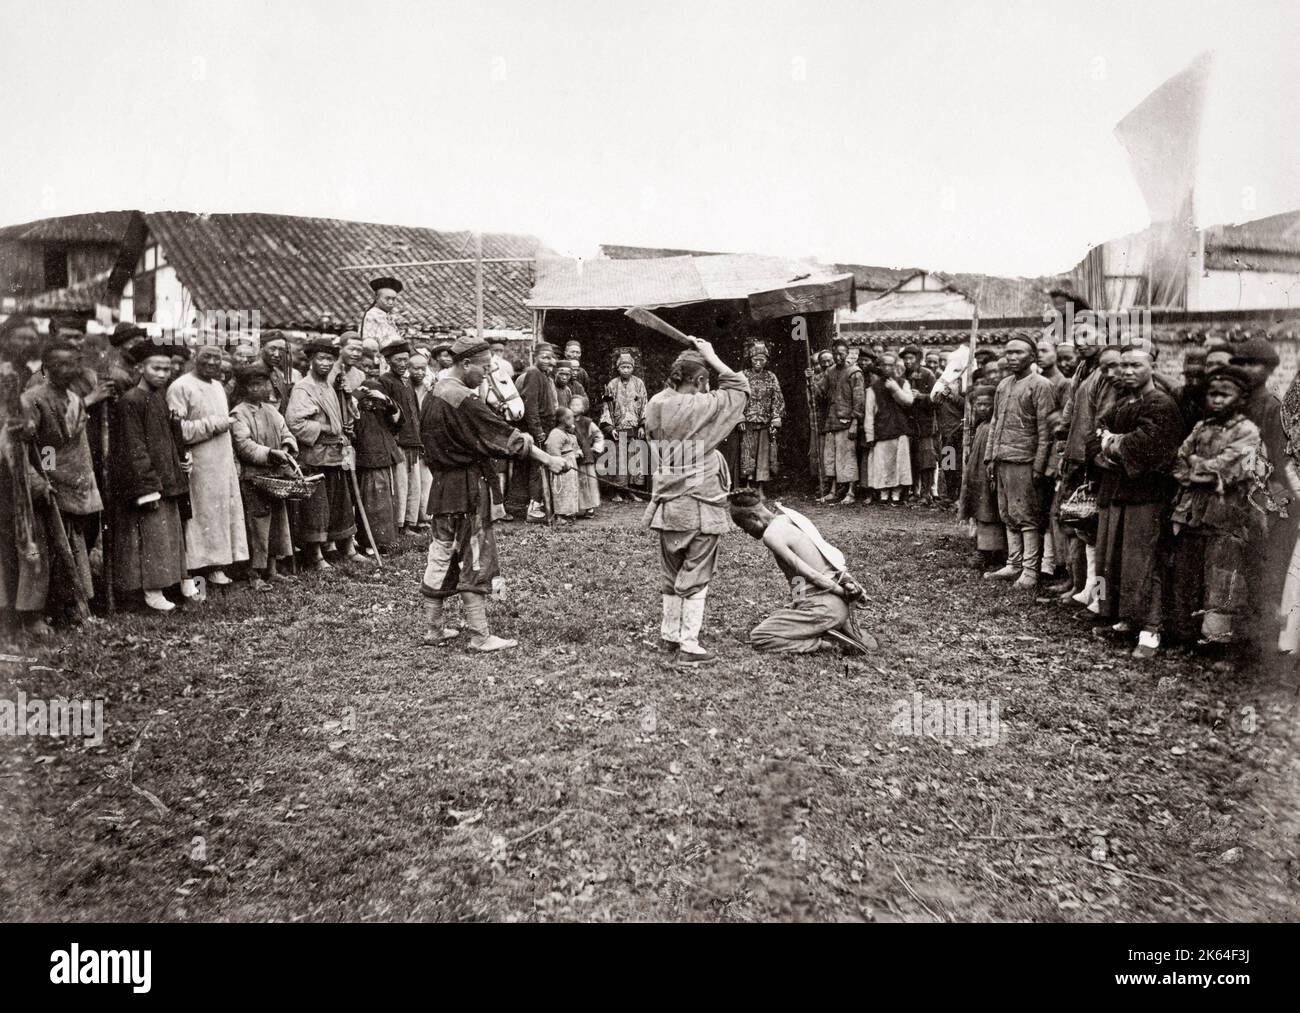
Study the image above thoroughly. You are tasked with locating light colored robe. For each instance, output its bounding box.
[360,305,402,347]
[643,371,749,535]
[168,372,248,569]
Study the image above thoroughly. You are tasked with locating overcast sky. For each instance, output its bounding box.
[5,0,1298,276]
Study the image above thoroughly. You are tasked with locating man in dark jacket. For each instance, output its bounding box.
[418,335,570,651]
[900,344,937,503]
[812,339,865,504]
[379,341,427,534]
[1089,345,1185,659]
[983,335,1056,588]
[516,342,560,523]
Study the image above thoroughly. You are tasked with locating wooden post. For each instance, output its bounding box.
[475,231,484,342]
[100,405,115,612]
[282,345,297,575]
[803,329,825,497]
[957,305,981,507]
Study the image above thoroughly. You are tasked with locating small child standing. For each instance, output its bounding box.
[1168,366,1266,648]
[958,385,1007,573]
[570,395,604,518]
[230,363,298,591]
[544,406,581,523]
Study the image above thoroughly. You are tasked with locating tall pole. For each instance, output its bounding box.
[475,231,484,342]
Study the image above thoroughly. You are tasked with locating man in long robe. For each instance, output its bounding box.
[813,339,864,504]
[862,351,915,503]
[168,345,247,585]
[517,342,561,522]
[21,342,102,618]
[900,344,937,502]
[643,339,749,666]
[378,341,425,534]
[359,276,403,347]
[418,335,572,651]
[286,338,360,568]
[602,352,649,502]
[734,342,785,494]
[1088,346,1185,659]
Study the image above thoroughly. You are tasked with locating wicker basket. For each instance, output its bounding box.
[250,460,322,501]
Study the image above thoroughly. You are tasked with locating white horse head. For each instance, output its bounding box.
[480,360,524,422]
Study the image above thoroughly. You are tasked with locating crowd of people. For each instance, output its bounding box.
[3,277,1299,668]
[805,299,1299,666]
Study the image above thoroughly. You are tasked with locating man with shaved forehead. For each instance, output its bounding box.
[983,333,1056,588]
[1089,344,1184,659]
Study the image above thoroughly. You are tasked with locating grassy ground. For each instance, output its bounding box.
[2,498,1297,922]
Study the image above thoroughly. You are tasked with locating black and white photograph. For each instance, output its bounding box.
[0,0,1296,980]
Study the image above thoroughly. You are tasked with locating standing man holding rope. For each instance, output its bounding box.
[418,334,572,651]
[643,338,749,666]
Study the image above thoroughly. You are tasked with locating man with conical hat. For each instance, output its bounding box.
[360,276,404,348]
[417,334,572,651]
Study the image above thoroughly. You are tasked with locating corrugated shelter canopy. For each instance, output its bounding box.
[528,253,855,315]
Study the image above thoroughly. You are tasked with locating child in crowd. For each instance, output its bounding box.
[570,395,604,518]
[1168,366,1266,649]
[958,385,1007,573]
[230,363,298,591]
[544,406,581,523]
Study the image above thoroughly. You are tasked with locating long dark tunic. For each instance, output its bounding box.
[419,378,533,516]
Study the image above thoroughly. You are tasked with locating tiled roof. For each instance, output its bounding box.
[145,212,546,332]
[14,271,114,313]
[936,272,1062,317]
[0,211,139,245]
[829,262,919,294]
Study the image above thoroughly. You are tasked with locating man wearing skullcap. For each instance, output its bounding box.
[1088,346,1185,659]
[169,344,249,587]
[644,339,749,665]
[1168,365,1266,654]
[360,276,404,347]
[286,338,360,569]
[105,342,193,611]
[376,340,426,534]
[260,330,301,413]
[517,342,563,521]
[983,333,1056,588]
[563,340,590,391]
[813,339,865,504]
[416,334,572,651]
